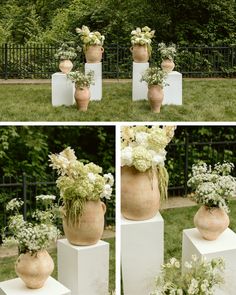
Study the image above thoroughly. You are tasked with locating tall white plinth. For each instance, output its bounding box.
[163,71,182,105]
[132,62,149,101]
[121,212,164,295]
[182,228,236,295]
[51,73,75,106]
[57,239,109,295]
[0,277,71,295]
[85,63,102,100]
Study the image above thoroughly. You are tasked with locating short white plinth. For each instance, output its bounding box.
[51,73,75,106]
[121,212,164,295]
[57,239,109,295]
[0,277,71,295]
[132,62,149,101]
[182,228,236,295]
[163,71,182,105]
[85,63,102,100]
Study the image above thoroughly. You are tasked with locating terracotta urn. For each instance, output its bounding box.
[85,45,104,63]
[194,205,230,240]
[62,200,106,246]
[74,86,90,111]
[161,59,175,73]
[121,166,160,220]
[59,60,73,74]
[15,250,54,289]
[130,45,149,63]
[148,85,164,113]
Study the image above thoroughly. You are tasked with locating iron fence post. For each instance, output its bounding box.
[4,43,8,80]
[23,173,27,220]
[116,44,119,80]
[184,131,189,197]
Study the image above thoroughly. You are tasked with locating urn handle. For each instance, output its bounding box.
[101,201,107,214]
[101,47,104,53]
[130,46,133,53]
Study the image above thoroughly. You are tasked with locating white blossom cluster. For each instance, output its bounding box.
[150,255,225,295]
[67,70,95,89]
[6,198,24,212]
[188,162,236,212]
[131,26,155,46]
[3,197,59,254]
[158,42,177,60]
[54,43,77,61]
[141,67,168,87]
[121,126,176,172]
[76,25,105,49]
[36,194,56,201]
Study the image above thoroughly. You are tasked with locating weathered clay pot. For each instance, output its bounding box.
[15,250,54,289]
[161,59,175,73]
[121,166,160,220]
[59,59,73,74]
[62,200,106,246]
[85,45,104,63]
[194,206,230,240]
[148,85,164,113]
[130,45,149,63]
[74,86,90,111]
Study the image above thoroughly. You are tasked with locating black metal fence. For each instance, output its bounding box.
[0,43,236,79]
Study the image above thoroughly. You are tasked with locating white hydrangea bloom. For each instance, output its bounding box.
[121,146,133,167]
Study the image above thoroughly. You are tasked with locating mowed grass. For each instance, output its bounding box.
[0,79,236,121]
[0,237,115,292]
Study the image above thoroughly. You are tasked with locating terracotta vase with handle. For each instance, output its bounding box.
[15,250,54,289]
[85,45,104,63]
[194,205,230,240]
[62,200,106,246]
[59,60,73,74]
[121,166,160,220]
[148,85,164,113]
[130,45,149,63]
[74,86,90,111]
[161,59,175,73]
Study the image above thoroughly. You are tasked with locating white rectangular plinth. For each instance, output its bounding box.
[163,71,182,105]
[0,277,71,295]
[132,62,149,101]
[85,63,102,100]
[121,212,164,295]
[57,239,109,295]
[182,228,236,295]
[51,73,75,106]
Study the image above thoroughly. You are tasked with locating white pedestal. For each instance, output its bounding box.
[0,277,71,295]
[121,212,164,295]
[132,62,149,101]
[51,73,75,106]
[182,228,236,295]
[57,239,109,295]
[163,71,182,105]
[85,63,102,100]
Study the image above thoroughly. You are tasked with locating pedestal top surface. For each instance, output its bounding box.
[121,211,163,225]
[183,228,236,254]
[167,71,182,76]
[0,277,70,294]
[57,239,109,250]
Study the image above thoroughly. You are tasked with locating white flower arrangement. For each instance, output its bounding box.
[3,197,59,254]
[49,147,114,224]
[54,43,78,60]
[188,162,236,213]
[67,70,94,89]
[151,255,225,295]
[158,42,177,60]
[141,67,168,87]
[131,26,155,55]
[121,126,175,200]
[76,25,105,52]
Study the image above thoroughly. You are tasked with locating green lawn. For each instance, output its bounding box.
[0,79,236,121]
[0,237,115,292]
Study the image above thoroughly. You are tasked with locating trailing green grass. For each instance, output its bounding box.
[0,237,115,292]
[0,79,236,121]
